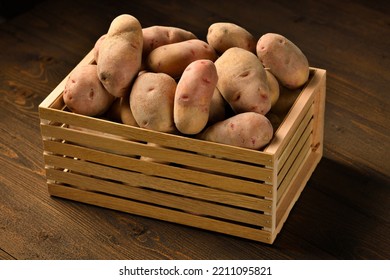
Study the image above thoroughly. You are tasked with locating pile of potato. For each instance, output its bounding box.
[63,14,310,150]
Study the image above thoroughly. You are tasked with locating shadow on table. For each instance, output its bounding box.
[275,157,390,259]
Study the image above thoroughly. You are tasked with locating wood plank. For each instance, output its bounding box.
[278,111,314,176]
[40,124,274,182]
[277,121,313,188]
[45,168,272,227]
[0,249,15,260]
[45,165,271,213]
[43,141,273,197]
[48,183,273,244]
[277,135,313,202]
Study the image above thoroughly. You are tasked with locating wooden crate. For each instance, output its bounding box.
[39,50,326,244]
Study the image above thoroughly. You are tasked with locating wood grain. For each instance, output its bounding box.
[1,0,389,259]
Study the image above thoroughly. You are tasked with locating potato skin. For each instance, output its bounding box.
[120,93,138,126]
[130,72,177,133]
[215,47,271,115]
[93,34,106,62]
[208,87,226,125]
[142,25,197,58]
[265,69,280,107]
[207,22,256,54]
[146,39,217,79]
[197,112,273,150]
[63,64,115,116]
[97,14,143,97]
[174,59,218,135]
[256,33,309,89]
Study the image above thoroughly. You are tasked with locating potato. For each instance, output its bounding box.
[197,112,273,150]
[146,39,217,79]
[174,59,218,135]
[142,25,197,58]
[208,87,227,125]
[120,93,138,126]
[256,33,309,89]
[207,22,256,54]
[215,47,271,115]
[130,72,177,133]
[93,34,106,62]
[97,14,143,97]
[63,64,115,116]
[265,69,280,107]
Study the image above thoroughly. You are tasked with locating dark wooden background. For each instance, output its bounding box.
[0,0,389,260]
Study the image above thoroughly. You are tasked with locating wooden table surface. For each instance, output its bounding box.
[1,0,389,260]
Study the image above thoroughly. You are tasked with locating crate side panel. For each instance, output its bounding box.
[48,183,273,243]
[45,168,272,228]
[274,69,326,239]
[41,124,273,183]
[43,139,273,198]
[277,134,313,202]
[277,120,314,189]
[44,155,273,213]
[277,105,313,170]
[45,162,272,212]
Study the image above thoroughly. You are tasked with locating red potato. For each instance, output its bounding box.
[174,59,218,135]
[142,25,197,58]
[146,39,218,79]
[197,112,274,150]
[207,22,256,54]
[97,14,143,97]
[93,34,106,62]
[102,94,138,127]
[63,64,115,116]
[119,93,138,126]
[215,47,271,115]
[130,72,177,133]
[256,33,309,89]
[265,69,280,107]
[208,87,227,125]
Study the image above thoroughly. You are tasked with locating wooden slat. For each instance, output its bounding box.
[39,106,274,166]
[44,150,272,211]
[277,134,313,202]
[277,105,313,170]
[311,68,326,156]
[43,142,273,197]
[40,124,273,182]
[277,120,314,187]
[46,168,272,227]
[48,183,273,244]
